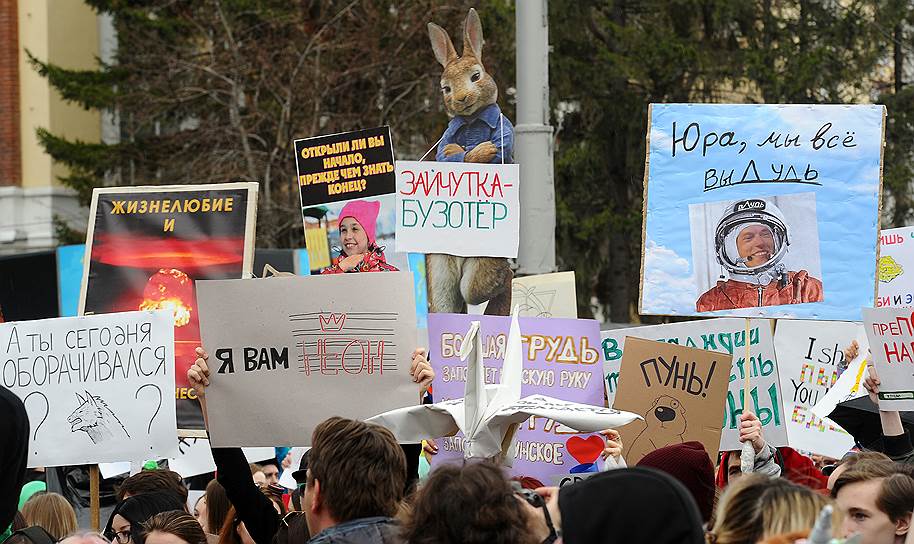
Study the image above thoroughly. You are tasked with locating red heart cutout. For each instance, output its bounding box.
[566,435,604,465]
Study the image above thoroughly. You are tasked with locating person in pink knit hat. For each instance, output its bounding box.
[321,199,399,274]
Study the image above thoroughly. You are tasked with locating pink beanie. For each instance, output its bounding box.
[338,199,380,245]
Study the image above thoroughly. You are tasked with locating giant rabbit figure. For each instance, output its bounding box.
[425,8,514,315]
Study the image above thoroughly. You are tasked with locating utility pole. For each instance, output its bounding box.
[515,0,556,275]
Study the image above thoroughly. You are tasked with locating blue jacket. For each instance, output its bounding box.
[436,103,514,164]
[307,517,402,544]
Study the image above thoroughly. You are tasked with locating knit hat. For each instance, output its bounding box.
[338,199,381,246]
[636,441,716,522]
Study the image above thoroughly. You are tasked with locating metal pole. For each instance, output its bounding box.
[515,0,556,275]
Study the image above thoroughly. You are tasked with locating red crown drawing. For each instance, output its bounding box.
[318,313,347,332]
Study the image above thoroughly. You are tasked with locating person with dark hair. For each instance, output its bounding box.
[203,480,233,540]
[142,512,207,544]
[303,416,406,543]
[0,385,29,542]
[832,458,914,544]
[104,492,187,544]
[117,470,189,507]
[403,462,540,544]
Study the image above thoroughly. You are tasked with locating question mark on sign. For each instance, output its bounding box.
[23,391,49,444]
[135,384,162,434]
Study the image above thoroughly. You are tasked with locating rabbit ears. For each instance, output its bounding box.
[428,8,484,67]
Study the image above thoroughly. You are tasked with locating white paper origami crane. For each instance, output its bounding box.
[367,310,642,460]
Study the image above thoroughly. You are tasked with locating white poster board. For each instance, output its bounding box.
[197,273,418,446]
[2,310,178,467]
[395,161,520,257]
[863,307,914,410]
[511,271,577,318]
[877,227,914,308]
[602,318,786,451]
[773,320,862,458]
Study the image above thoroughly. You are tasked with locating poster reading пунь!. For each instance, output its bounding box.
[79,183,258,434]
[639,104,884,321]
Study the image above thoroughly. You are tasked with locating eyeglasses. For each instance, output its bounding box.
[109,530,131,544]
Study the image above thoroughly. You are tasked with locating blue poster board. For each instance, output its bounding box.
[640,104,884,320]
[56,244,85,317]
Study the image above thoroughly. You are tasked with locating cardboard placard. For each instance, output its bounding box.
[294,127,395,208]
[863,307,914,410]
[395,161,520,258]
[2,310,178,467]
[511,272,577,318]
[80,183,258,434]
[773,319,862,458]
[639,104,884,320]
[427,314,605,482]
[197,273,417,446]
[613,337,731,464]
[602,319,785,451]
[877,227,914,308]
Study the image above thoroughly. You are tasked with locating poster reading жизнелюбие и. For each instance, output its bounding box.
[639,104,884,321]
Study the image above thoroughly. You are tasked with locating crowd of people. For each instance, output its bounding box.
[4,341,914,544]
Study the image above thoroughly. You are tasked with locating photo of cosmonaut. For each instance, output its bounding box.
[689,193,823,312]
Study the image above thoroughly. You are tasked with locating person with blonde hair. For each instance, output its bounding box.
[709,474,838,544]
[20,492,78,541]
[142,511,207,544]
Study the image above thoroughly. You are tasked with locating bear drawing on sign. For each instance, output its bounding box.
[67,390,131,444]
[628,395,687,462]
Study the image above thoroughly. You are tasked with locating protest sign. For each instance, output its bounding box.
[426,314,606,482]
[197,272,417,447]
[773,320,862,458]
[80,183,258,434]
[613,337,731,463]
[395,161,520,258]
[602,319,785,451]
[2,310,178,467]
[863,307,914,411]
[639,104,884,320]
[877,227,914,308]
[295,127,395,208]
[512,271,577,318]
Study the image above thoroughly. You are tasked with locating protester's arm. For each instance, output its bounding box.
[863,362,914,462]
[600,429,625,469]
[410,348,434,402]
[188,350,280,544]
[739,412,781,477]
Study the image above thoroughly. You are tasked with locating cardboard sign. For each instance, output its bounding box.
[197,273,417,446]
[80,183,258,434]
[877,227,914,308]
[395,161,520,258]
[295,127,395,208]
[773,320,862,458]
[427,314,605,482]
[863,307,914,410]
[602,319,785,451]
[613,338,731,464]
[639,104,884,320]
[512,272,577,318]
[2,310,178,467]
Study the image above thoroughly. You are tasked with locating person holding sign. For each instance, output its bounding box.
[320,200,398,274]
[696,198,823,312]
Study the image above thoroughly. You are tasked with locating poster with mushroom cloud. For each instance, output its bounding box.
[79,183,258,434]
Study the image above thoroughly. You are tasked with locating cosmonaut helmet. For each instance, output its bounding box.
[713,198,790,280]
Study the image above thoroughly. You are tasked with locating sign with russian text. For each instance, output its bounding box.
[640,104,884,320]
[80,183,258,435]
[773,320,860,458]
[613,338,731,464]
[428,314,604,483]
[602,319,785,451]
[863,307,914,411]
[395,161,520,258]
[295,127,395,207]
[197,273,417,446]
[877,226,914,308]
[3,310,178,467]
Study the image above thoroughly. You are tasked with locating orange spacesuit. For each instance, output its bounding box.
[696,270,823,312]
